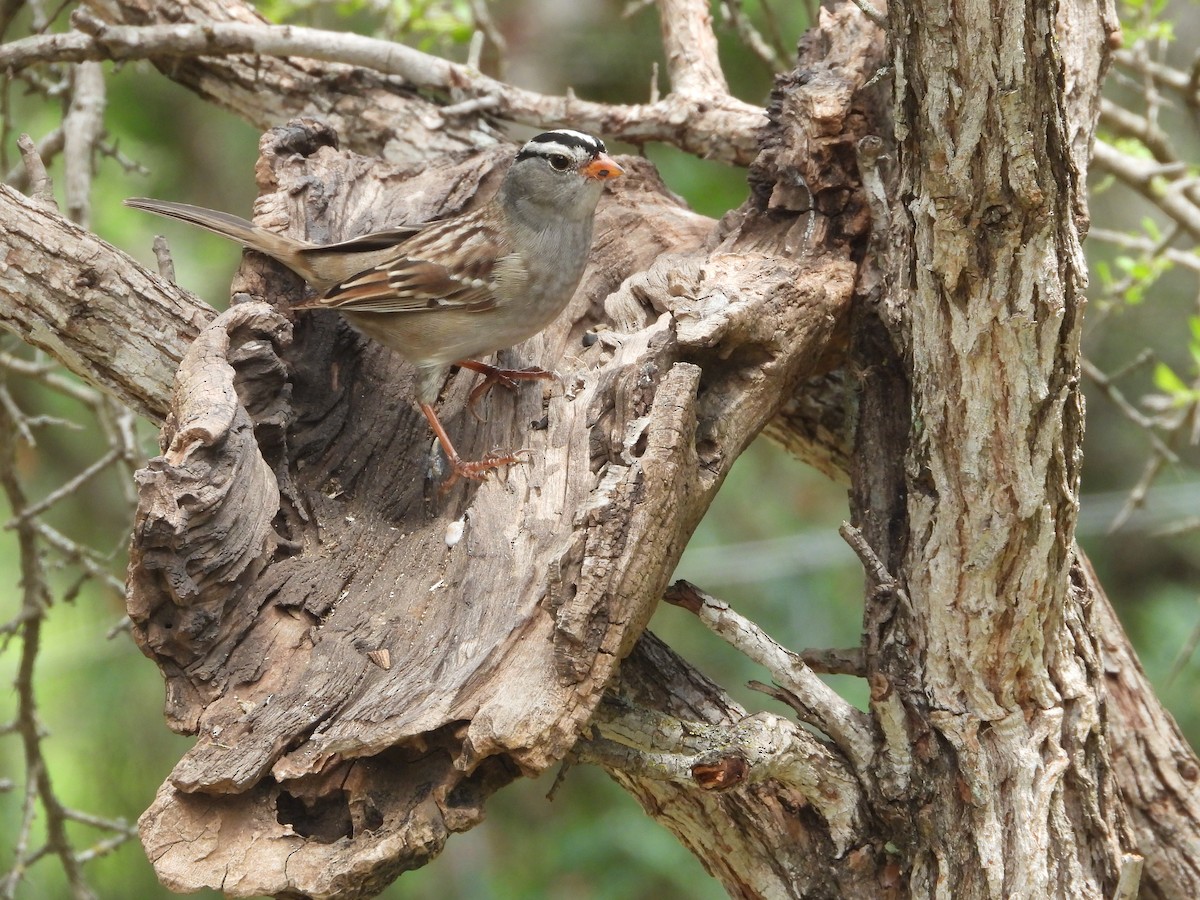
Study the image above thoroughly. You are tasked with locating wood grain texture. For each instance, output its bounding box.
[0,183,212,422]
[124,119,852,895]
[3,0,1196,896]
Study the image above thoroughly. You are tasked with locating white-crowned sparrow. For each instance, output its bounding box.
[127,129,623,482]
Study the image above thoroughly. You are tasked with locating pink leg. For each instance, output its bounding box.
[456,360,553,422]
[419,402,524,489]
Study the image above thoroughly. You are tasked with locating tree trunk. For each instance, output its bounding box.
[851,0,1134,894]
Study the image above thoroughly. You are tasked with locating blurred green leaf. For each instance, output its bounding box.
[1153,361,1190,398]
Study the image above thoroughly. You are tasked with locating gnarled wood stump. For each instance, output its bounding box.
[126,118,854,897]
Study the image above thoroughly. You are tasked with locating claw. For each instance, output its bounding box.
[436,449,533,494]
[421,402,530,491]
[455,360,554,422]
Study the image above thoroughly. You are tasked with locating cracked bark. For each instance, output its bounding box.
[0,0,1198,897]
[121,115,850,896]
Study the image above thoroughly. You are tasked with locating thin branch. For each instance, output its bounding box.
[1081,358,1173,437]
[664,580,876,772]
[0,387,36,447]
[1088,228,1200,274]
[33,521,126,596]
[1164,596,1200,689]
[657,0,729,95]
[838,521,900,590]
[3,447,121,528]
[1108,451,1168,535]
[1092,139,1200,243]
[719,0,786,73]
[1081,358,1181,489]
[0,10,765,166]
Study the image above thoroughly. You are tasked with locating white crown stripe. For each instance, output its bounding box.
[544,129,602,148]
[525,142,577,158]
[519,130,606,158]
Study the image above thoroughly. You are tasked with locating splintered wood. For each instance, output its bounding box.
[126,119,853,896]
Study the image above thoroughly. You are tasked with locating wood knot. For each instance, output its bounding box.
[692,754,749,791]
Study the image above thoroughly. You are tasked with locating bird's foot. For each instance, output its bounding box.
[438,448,530,493]
[455,361,554,422]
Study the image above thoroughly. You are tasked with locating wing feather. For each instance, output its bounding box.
[310,216,521,315]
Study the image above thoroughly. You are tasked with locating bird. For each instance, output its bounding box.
[126,129,623,484]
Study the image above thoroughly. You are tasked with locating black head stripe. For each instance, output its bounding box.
[516,130,606,162]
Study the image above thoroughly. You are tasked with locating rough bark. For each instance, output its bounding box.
[1093,553,1200,899]
[0,0,1198,897]
[848,0,1135,895]
[120,115,852,895]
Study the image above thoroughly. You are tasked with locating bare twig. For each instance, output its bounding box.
[0,399,97,900]
[62,61,105,228]
[33,520,126,595]
[664,580,876,772]
[0,351,105,407]
[1165,597,1200,689]
[838,522,896,589]
[150,235,176,283]
[1088,228,1200,275]
[848,0,887,29]
[4,448,121,528]
[1092,139,1200,243]
[1108,451,1168,534]
[15,133,53,204]
[719,0,786,74]
[4,128,63,190]
[1081,359,1177,456]
[0,10,766,165]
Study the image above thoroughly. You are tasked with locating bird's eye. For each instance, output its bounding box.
[547,154,571,171]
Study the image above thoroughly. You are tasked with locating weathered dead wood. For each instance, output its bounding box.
[0,183,212,422]
[1,0,1197,895]
[83,0,488,165]
[122,117,853,895]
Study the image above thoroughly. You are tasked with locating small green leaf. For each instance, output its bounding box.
[1154,362,1189,397]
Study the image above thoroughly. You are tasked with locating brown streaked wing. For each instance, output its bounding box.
[298,225,425,255]
[315,218,513,314]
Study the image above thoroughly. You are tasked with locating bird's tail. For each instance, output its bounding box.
[124,198,317,281]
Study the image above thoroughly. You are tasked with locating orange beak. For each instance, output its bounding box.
[581,153,624,181]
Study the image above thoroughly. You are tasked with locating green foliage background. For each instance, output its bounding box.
[1,1,1199,898]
